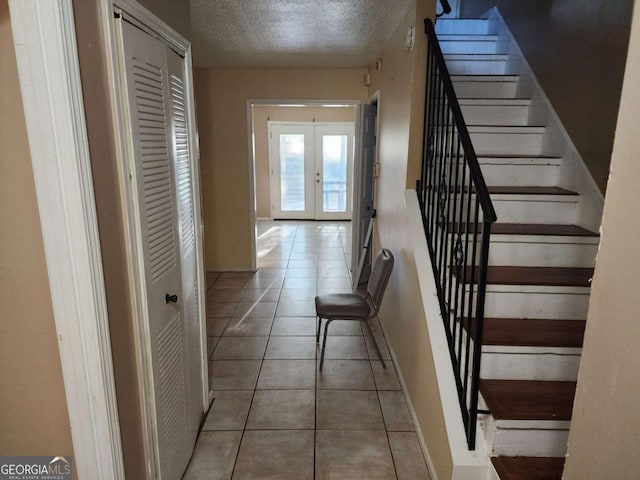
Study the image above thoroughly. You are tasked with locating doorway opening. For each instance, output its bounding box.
[247,101,361,271]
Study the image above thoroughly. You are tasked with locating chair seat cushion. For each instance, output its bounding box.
[315,293,371,319]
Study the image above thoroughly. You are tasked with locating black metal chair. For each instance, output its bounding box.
[315,249,395,370]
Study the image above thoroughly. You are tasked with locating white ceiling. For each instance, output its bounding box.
[190,0,416,68]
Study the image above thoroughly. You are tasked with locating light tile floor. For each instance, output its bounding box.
[185,221,431,480]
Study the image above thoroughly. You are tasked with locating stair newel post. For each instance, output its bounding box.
[420,29,434,214]
[468,220,493,449]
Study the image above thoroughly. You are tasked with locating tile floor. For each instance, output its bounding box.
[184,221,431,480]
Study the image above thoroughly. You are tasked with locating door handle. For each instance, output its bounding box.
[165,293,178,304]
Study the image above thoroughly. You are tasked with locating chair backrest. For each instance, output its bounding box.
[366,249,394,310]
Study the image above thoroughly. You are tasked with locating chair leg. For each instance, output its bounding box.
[316,317,322,344]
[319,319,332,371]
[363,317,386,369]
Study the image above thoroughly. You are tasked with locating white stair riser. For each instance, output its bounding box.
[437,195,576,225]
[487,240,598,267]
[481,352,581,381]
[446,60,507,75]
[435,19,491,35]
[453,80,517,99]
[480,162,559,187]
[491,428,569,457]
[440,40,499,54]
[444,234,597,267]
[461,104,530,126]
[432,161,560,187]
[469,132,543,156]
[487,198,577,224]
[483,290,590,319]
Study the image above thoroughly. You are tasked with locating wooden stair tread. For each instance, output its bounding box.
[491,223,598,237]
[480,380,576,421]
[461,266,593,287]
[446,222,598,237]
[451,74,518,77]
[488,186,577,195]
[447,186,577,195]
[480,318,585,347]
[477,154,560,159]
[491,456,565,480]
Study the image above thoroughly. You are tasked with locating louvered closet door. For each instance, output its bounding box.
[166,49,203,436]
[119,20,197,480]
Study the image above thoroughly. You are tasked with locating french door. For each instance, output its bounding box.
[269,122,354,220]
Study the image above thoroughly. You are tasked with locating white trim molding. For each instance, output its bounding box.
[8,1,125,478]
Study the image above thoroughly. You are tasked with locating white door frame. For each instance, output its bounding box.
[8,1,125,478]
[246,100,361,270]
[8,0,208,478]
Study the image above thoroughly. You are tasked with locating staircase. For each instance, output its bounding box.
[434,15,600,480]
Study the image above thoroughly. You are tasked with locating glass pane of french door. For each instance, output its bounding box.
[269,122,353,220]
[279,134,306,212]
[321,134,349,213]
[314,124,354,220]
[269,124,314,219]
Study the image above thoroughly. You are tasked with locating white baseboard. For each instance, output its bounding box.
[206,267,256,273]
[256,217,273,221]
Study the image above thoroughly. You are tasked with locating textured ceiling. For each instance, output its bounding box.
[190,0,416,68]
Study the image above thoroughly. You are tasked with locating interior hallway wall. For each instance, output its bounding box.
[563,1,640,477]
[0,0,74,462]
[194,68,367,270]
[460,0,634,192]
[368,1,453,478]
[253,105,356,218]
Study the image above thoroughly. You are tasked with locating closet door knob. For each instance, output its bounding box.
[165,294,178,304]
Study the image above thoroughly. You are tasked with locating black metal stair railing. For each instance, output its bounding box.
[436,0,452,17]
[417,18,497,450]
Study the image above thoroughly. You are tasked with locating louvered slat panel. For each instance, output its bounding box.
[132,58,176,283]
[186,288,198,330]
[170,74,195,253]
[157,314,187,469]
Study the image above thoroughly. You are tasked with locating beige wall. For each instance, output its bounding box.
[563,2,640,477]
[194,68,367,269]
[71,1,192,477]
[252,105,356,218]
[137,0,191,39]
[461,0,634,193]
[0,0,74,460]
[368,1,452,478]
